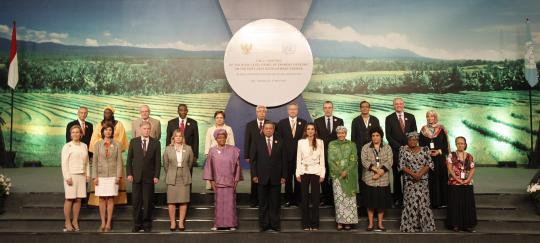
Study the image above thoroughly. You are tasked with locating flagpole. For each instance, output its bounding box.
[9,88,13,152]
[530,85,534,154]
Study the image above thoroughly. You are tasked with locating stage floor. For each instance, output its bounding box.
[0,166,537,194]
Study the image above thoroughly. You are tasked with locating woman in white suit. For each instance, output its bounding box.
[61,125,90,232]
[296,123,325,231]
[163,129,195,231]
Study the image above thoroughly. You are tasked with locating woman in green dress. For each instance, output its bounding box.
[328,126,358,231]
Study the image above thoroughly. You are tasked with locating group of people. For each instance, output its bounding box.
[60,98,477,233]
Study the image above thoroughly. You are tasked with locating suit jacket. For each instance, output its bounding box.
[314,116,344,147]
[132,117,161,140]
[385,112,417,151]
[250,136,287,185]
[166,117,199,158]
[244,119,268,160]
[351,115,380,155]
[66,120,93,146]
[163,144,194,186]
[276,117,307,162]
[126,137,161,184]
[92,140,123,178]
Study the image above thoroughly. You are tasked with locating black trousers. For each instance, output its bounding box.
[285,160,301,204]
[257,183,281,229]
[300,174,320,228]
[321,159,334,204]
[391,150,403,203]
[132,182,155,229]
[250,170,258,205]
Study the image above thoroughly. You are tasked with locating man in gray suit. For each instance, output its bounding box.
[126,121,161,233]
[132,105,161,140]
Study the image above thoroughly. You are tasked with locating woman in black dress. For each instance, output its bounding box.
[419,110,449,208]
[446,136,477,232]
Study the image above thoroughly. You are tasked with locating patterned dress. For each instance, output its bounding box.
[328,139,358,224]
[398,146,436,232]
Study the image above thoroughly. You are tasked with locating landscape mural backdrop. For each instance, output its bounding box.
[0,0,539,166]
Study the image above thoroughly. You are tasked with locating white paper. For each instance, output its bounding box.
[95,177,119,196]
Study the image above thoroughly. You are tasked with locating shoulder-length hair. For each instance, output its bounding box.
[302,123,319,150]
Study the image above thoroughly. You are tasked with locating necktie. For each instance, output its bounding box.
[142,139,147,156]
[81,122,86,135]
[399,114,405,133]
[267,138,272,156]
[326,117,331,133]
[291,119,296,137]
[180,119,185,132]
[259,121,263,134]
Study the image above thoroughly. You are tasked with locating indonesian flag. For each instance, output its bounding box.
[525,18,538,87]
[7,21,18,89]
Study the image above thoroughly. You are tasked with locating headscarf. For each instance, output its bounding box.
[421,110,446,139]
[406,131,419,139]
[213,128,228,139]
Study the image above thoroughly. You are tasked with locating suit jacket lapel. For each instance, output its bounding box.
[271,138,278,157]
[332,117,339,132]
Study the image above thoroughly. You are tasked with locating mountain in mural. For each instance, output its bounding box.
[307,39,426,59]
[0,38,224,58]
[0,37,427,59]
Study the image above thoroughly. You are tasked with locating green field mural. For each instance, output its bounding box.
[0,90,538,166]
[0,0,539,166]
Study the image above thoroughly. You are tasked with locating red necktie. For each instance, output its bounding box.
[259,121,263,134]
[267,138,272,156]
[399,115,405,133]
[180,119,185,132]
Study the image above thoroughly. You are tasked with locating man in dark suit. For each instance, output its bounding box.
[276,102,306,207]
[66,107,93,157]
[244,105,269,207]
[351,101,380,203]
[251,121,287,232]
[385,97,417,207]
[166,104,198,165]
[126,121,161,233]
[314,101,344,206]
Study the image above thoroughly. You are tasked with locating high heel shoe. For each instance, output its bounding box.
[63,223,74,232]
[178,219,186,231]
[72,222,80,232]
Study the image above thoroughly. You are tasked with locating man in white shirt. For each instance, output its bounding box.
[314,101,344,206]
[384,97,417,207]
[277,102,307,206]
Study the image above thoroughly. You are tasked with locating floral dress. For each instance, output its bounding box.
[398,146,436,232]
[328,139,358,224]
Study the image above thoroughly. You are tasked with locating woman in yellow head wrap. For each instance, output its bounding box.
[88,106,129,206]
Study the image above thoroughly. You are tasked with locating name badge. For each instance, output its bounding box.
[460,171,466,180]
[430,142,435,149]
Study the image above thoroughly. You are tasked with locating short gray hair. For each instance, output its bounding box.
[256,105,267,112]
[393,97,404,105]
[335,126,347,134]
[140,120,152,128]
[139,104,150,111]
